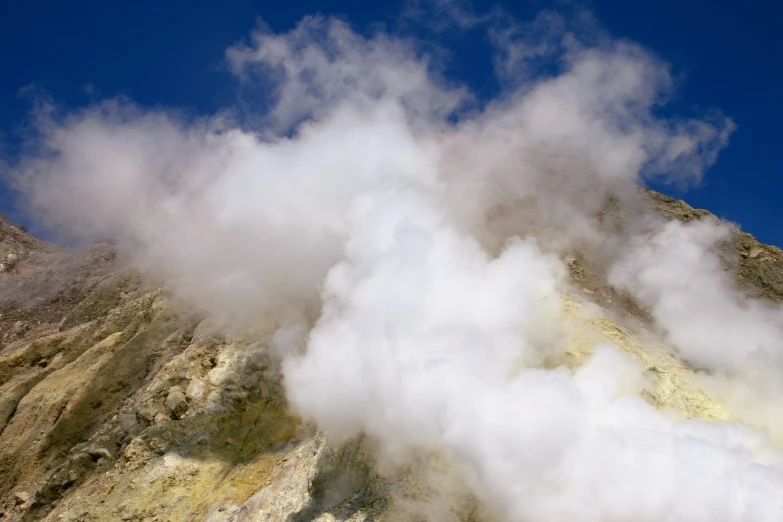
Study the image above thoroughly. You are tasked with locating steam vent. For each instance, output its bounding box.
[2,186,783,521]
[1,4,782,521]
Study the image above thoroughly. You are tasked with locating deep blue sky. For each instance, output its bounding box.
[0,0,781,245]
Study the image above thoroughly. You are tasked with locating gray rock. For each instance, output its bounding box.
[245,350,269,371]
[137,407,156,423]
[86,445,112,461]
[119,413,139,434]
[166,389,188,417]
[207,367,239,387]
[186,379,205,400]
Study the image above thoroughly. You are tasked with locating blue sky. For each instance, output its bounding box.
[1,0,781,245]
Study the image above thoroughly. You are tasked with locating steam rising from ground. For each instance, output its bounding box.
[6,3,783,520]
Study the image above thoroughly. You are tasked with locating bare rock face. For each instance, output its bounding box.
[0,213,382,521]
[0,195,781,522]
[644,189,783,302]
[0,214,120,354]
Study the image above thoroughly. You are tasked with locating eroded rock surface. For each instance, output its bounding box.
[1,191,781,521]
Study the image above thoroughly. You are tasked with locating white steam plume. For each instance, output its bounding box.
[610,218,783,374]
[283,183,783,520]
[610,217,783,442]
[8,4,783,520]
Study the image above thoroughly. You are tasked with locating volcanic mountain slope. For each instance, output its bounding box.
[0,191,781,522]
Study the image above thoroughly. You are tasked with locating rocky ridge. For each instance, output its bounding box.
[0,191,781,521]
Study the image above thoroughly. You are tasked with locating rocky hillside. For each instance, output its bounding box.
[0,192,781,522]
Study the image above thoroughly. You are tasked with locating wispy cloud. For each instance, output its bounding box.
[8,3,778,520]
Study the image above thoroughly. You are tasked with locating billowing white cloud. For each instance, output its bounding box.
[10,3,783,520]
[610,216,783,442]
